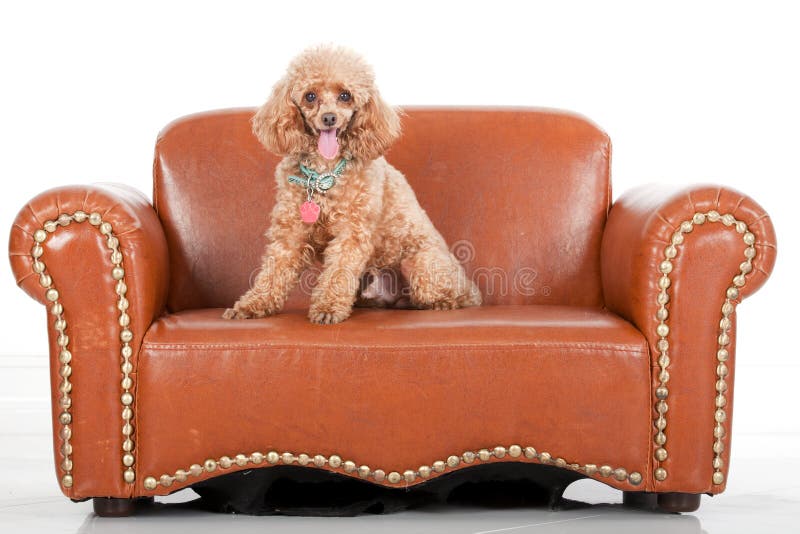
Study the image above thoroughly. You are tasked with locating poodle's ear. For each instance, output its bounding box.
[251,77,307,156]
[347,90,401,161]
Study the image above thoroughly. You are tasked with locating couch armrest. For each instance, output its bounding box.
[8,184,169,499]
[601,184,776,494]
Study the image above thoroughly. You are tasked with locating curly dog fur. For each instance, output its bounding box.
[224,46,481,324]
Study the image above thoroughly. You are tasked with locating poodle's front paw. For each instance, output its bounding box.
[222,307,260,319]
[222,295,276,320]
[431,300,458,310]
[412,296,459,310]
[308,305,351,325]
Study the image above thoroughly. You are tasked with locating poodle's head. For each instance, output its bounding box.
[252,46,401,162]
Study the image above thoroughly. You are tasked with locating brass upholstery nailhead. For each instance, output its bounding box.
[654,211,757,485]
[29,212,137,488]
[34,209,757,491]
[143,444,643,491]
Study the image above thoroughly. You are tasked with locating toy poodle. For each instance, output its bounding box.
[224,46,481,324]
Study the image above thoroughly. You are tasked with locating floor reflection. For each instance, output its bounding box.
[75,499,704,534]
[7,444,799,533]
[73,465,707,533]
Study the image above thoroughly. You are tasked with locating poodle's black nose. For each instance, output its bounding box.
[322,113,337,127]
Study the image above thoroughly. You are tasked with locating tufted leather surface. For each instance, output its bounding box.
[137,305,652,494]
[153,108,611,312]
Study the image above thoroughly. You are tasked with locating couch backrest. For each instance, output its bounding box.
[154,108,611,312]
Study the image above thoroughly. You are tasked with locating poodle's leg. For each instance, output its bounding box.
[309,232,374,324]
[223,222,311,319]
[403,247,481,310]
[456,268,482,308]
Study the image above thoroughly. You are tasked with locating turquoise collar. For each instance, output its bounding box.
[288,158,347,193]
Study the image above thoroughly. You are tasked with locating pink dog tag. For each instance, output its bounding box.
[300,201,320,223]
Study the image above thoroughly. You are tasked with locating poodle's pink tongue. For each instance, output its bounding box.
[318,128,339,160]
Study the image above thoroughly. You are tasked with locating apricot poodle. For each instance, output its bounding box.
[224,46,481,324]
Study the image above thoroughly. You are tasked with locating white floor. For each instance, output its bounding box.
[1,432,798,534]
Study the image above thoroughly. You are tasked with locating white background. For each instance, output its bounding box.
[1,1,796,454]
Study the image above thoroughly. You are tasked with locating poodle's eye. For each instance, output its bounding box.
[304,92,317,103]
[338,91,351,102]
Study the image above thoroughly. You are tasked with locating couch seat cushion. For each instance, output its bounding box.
[137,305,651,492]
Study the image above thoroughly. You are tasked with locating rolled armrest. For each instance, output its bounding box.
[8,184,169,499]
[601,184,776,493]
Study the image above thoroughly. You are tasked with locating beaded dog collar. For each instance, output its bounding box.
[287,158,347,224]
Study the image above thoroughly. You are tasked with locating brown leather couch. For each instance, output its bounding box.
[8,108,777,515]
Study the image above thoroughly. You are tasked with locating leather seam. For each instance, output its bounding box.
[13,222,34,238]
[140,342,648,353]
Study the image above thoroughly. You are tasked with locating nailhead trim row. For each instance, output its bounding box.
[143,444,643,491]
[29,208,755,491]
[654,210,756,486]
[30,211,136,487]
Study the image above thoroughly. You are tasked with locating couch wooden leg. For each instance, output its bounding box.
[622,491,658,510]
[656,492,701,513]
[93,497,153,517]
